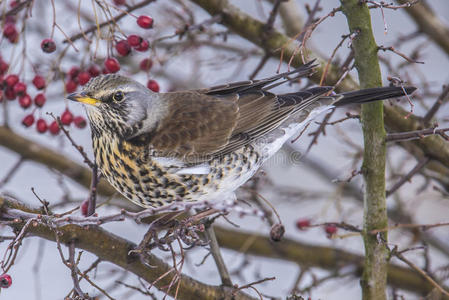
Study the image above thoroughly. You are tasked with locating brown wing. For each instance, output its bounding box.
[149,91,239,160]
[127,62,327,163]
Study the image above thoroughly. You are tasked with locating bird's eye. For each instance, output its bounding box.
[112,91,124,102]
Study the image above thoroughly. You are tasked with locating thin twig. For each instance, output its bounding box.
[64,0,156,43]
[378,45,424,64]
[49,113,95,169]
[87,164,98,217]
[423,84,449,125]
[68,241,88,298]
[204,223,232,286]
[386,157,430,197]
[391,246,449,296]
[386,127,449,142]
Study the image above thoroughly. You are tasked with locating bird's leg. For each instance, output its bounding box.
[130,211,183,256]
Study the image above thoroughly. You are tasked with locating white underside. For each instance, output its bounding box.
[193,105,335,203]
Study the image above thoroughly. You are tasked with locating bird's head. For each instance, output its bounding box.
[67,74,156,138]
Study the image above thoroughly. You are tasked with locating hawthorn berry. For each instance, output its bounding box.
[324,224,337,238]
[4,87,16,100]
[80,200,89,217]
[19,94,32,108]
[3,23,17,38]
[104,58,120,73]
[13,82,26,94]
[4,74,19,87]
[0,61,9,75]
[36,119,48,133]
[139,58,153,71]
[113,0,126,5]
[295,219,310,231]
[73,116,87,128]
[61,109,73,125]
[65,80,77,93]
[147,79,159,92]
[115,40,131,56]
[68,66,80,80]
[127,34,142,47]
[135,39,149,52]
[0,274,12,288]
[88,65,100,77]
[7,31,19,43]
[77,71,91,85]
[22,114,35,127]
[32,75,46,90]
[41,38,56,53]
[34,93,46,107]
[137,15,153,29]
[49,121,60,135]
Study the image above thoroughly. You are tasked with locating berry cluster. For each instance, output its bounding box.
[1,4,161,137]
[295,218,338,239]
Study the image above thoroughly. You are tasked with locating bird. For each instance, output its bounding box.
[67,61,416,209]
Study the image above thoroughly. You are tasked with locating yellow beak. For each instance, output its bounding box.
[67,92,99,106]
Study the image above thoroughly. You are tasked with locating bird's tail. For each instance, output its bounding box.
[334,86,416,107]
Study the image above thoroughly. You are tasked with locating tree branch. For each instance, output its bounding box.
[0,197,256,300]
[340,1,388,299]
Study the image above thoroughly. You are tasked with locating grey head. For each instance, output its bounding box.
[67,74,158,138]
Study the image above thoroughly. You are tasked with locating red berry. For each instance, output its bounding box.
[4,74,19,87]
[61,109,73,125]
[115,40,131,56]
[104,58,120,73]
[19,94,32,108]
[4,87,16,100]
[80,199,89,217]
[147,79,159,92]
[34,93,46,107]
[324,224,337,238]
[9,0,18,8]
[102,67,110,75]
[0,61,9,75]
[36,118,48,133]
[127,34,142,47]
[88,65,100,77]
[68,66,80,80]
[135,39,149,52]
[77,71,91,85]
[0,274,12,288]
[7,31,19,43]
[49,121,60,135]
[41,38,56,53]
[139,58,153,71]
[22,114,34,127]
[113,0,126,5]
[295,219,310,230]
[137,15,153,29]
[13,82,26,94]
[3,23,17,38]
[32,75,46,90]
[0,90,3,102]
[65,80,77,93]
[74,116,87,128]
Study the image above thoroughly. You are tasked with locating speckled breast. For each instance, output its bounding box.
[92,134,263,208]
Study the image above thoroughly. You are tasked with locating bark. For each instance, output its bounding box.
[340,1,387,299]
